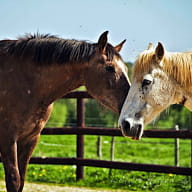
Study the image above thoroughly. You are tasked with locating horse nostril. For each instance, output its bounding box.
[135,112,141,119]
[122,119,131,133]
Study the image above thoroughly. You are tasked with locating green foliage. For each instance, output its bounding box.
[46,99,77,127]
[174,105,192,128]
[85,100,118,127]
[46,100,67,127]
[146,105,192,130]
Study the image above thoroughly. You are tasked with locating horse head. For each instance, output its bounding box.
[85,31,130,113]
[118,42,185,139]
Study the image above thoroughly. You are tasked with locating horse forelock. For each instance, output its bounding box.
[105,43,121,62]
[133,49,155,81]
[133,48,192,88]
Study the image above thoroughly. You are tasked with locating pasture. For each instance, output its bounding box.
[0,134,190,192]
[0,94,191,191]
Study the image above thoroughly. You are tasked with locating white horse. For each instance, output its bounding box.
[118,42,192,140]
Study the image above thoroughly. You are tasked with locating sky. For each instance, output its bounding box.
[0,0,192,62]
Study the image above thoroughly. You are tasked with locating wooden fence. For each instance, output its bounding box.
[29,91,192,179]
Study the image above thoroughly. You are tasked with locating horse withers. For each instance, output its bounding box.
[119,42,192,140]
[0,31,130,192]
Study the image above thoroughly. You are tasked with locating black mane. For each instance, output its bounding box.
[1,33,120,65]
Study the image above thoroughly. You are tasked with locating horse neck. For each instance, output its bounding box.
[2,36,92,105]
[33,62,86,104]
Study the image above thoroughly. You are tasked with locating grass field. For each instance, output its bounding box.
[0,134,191,192]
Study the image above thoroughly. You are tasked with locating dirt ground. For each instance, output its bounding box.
[0,181,128,192]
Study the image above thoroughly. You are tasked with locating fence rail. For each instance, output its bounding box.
[30,91,192,178]
[41,127,192,139]
[30,157,192,176]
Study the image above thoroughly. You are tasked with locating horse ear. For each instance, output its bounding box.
[97,31,108,53]
[115,39,126,52]
[155,42,164,61]
[147,43,153,50]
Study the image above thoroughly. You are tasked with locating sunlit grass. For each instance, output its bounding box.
[0,134,191,191]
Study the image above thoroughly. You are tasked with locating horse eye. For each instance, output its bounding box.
[142,79,152,88]
[105,66,115,73]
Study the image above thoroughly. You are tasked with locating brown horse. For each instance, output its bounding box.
[0,31,130,192]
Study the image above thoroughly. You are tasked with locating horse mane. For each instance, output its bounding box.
[133,48,192,88]
[163,52,192,87]
[0,33,119,65]
[133,49,155,81]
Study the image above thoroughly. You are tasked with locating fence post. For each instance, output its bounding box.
[109,136,115,177]
[97,136,102,159]
[76,98,84,180]
[110,136,115,161]
[175,125,179,167]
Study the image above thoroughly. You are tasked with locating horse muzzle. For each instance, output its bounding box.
[120,118,144,140]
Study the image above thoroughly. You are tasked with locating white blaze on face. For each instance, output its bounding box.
[118,80,146,139]
[118,80,144,126]
[115,58,130,84]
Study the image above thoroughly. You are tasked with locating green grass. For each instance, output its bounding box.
[33,135,191,167]
[0,135,191,191]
